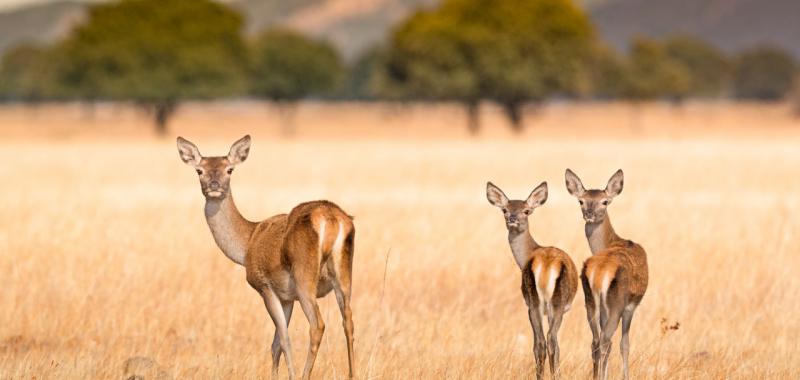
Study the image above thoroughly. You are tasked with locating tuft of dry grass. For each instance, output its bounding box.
[1,102,799,379]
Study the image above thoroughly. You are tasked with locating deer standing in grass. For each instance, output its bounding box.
[486,182,578,380]
[177,136,356,380]
[564,169,648,380]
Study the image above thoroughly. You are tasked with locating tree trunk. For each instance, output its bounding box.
[465,100,480,135]
[275,101,298,137]
[792,75,800,117]
[82,100,97,121]
[502,101,524,133]
[153,101,177,136]
[629,100,644,132]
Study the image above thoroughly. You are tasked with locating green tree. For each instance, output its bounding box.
[59,0,247,135]
[583,45,627,99]
[345,47,386,100]
[621,39,691,102]
[733,46,796,100]
[470,0,593,131]
[663,35,730,98]
[792,73,800,116]
[379,8,481,132]
[382,0,594,134]
[616,39,690,129]
[0,44,61,102]
[249,28,342,135]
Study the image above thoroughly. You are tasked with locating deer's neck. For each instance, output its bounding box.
[585,216,622,255]
[508,229,539,270]
[204,193,256,266]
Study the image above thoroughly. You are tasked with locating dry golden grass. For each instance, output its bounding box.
[1,101,799,379]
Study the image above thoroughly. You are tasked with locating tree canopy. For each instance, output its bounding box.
[0,44,61,101]
[249,28,342,102]
[381,0,594,133]
[733,46,797,100]
[58,0,247,134]
[663,35,730,97]
[619,38,691,102]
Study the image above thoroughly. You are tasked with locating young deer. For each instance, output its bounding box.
[565,169,648,380]
[177,136,356,380]
[486,182,578,380]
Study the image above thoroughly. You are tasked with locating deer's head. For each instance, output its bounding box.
[565,169,624,224]
[177,135,251,200]
[486,181,548,233]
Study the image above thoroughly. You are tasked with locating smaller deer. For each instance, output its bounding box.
[177,136,356,380]
[565,169,648,380]
[486,182,578,380]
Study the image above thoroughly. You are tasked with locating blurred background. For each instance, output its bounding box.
[0,0,798,136]
[1,1,799,379]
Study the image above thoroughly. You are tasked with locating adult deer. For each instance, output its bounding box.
[565,169,648,380]
[486,182,578,380]
[177,136,356,380]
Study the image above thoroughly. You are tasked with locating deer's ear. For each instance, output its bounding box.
[565,169,585,197]
[228,135,251,165]
[526,182,548,208]
[486,182,509,208]
[605,169,624,198]
[177,137,202,166]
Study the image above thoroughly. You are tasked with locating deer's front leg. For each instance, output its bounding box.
[262,289,296,380]
[270,301,294,379]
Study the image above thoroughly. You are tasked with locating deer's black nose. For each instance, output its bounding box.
[209,180,220,190]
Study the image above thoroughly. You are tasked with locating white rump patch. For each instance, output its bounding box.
[533,263,545,300]
[331,220,346,261]
[600,271,613,298]
[318,219,327,266]
[544,266,558,301]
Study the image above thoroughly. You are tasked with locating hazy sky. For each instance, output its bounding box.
[0,0,237,11]
[0,0,89,11]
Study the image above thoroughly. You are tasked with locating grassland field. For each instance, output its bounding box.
[1,101,799,379]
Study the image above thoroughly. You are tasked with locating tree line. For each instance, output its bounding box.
[0,0,798,134]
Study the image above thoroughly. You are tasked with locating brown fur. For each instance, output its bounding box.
[178,136,356,380]
[526,248,579,313]
[566,169,648,380]
[487,181,578,380]
[244,201,355,301]
[583,239,648,304]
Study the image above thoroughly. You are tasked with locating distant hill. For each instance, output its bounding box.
[0,0,797,61]
[0,1,85,52]
[232,0,439,60]
[590,0,800,57]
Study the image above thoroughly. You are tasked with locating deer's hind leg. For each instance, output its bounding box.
[288,235,326,380]
[546,306,565,380]
[620,303,637,380]
[330,230,355,379]
[528,306,547,380]
[581,273,601,380]
[598,286,626,380]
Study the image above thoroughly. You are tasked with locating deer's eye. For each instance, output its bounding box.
[227,168,234,174]
[502,209,508,214]
[523,210,531,215]
[196,169,203,175]
[602,200,609,206]
[578,200,584,205]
